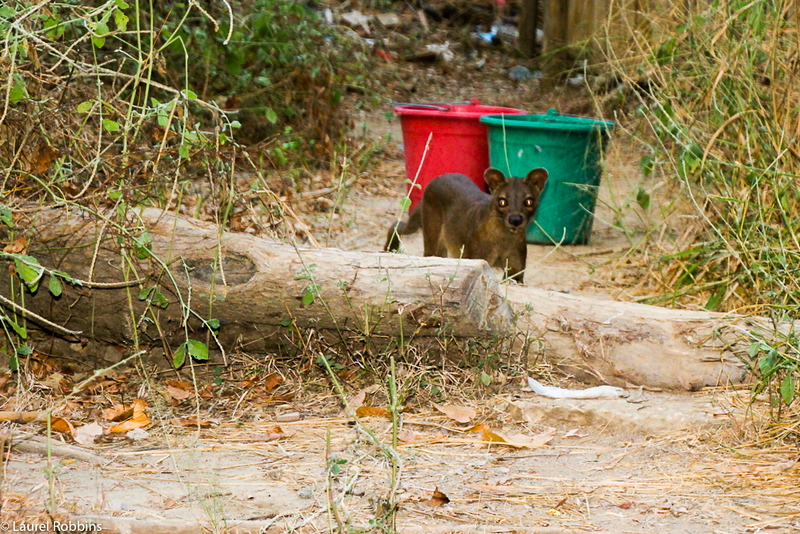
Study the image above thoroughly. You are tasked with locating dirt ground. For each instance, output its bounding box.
[5,19,800,534]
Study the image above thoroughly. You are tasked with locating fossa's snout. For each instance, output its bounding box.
[507,214,525,228]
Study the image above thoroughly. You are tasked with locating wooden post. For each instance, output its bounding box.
[517,0,540,57]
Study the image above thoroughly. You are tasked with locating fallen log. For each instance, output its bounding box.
[6,207,513,354]
[3,207,757,391]
[505,285,753,390]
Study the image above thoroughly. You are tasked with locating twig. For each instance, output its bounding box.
[0,293,82,336]
[9,433,108,465]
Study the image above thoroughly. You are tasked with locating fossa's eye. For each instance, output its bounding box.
[498,198,508,208]
[524,198,534,207]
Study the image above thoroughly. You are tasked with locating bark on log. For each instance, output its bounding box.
[505,285,753,391]
[6,207,513,353]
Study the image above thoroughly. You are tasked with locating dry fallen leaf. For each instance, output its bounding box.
[87,378,119,394]
[198,383,215,400]
[479,426,556,449]
[74,422,103,446]
[109,398,150,433]
[152,126,176,142]
[40,372,67,392]
[355,405,392,419]
[435,403,476,424]
[165,380,193,400]
[252,425,295,441]
[341,384,380,416]
[110,411,150,433]
[175,417,214,428]
[29,141,61,174]
[427,487,450,507]
[397,429,419,443]
[51,417,76,437]
[264,373,283,393]
[3,236,27,254]
[103,404,132,422]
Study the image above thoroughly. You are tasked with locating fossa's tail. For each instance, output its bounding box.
[384,205,422,252]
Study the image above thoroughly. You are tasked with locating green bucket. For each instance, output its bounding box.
[481,109,614,245]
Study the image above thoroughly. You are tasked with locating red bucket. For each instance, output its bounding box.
[395,99,527,212]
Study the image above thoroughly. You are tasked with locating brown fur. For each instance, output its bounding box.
[385,168,548,283]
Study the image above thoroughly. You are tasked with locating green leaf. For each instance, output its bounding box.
[150,289,168,308]
[49,275,62,297]
[399,197,411,212]
[265,107,278,124]
[139,286,168,308]
[229,120,241,129]
[157,113,169,128]
[9,353,19,371]
[639,154,654,177]
[704,284,726,311]
[102,119,120,132]
[302,289,314,306]
[636,187,651,211]
[746,342,762,358]
[116,0,130,8]
[9,75,27,105]
[0,204,12,228]
[183,89,197,101]
[76,101,93,113]
[173,343,186,368]
[480,371,491,386]
[115,10,129,32]
[139,286,154,300]
[92,34,106,48]
[280,318,292,327]
[3,316,27,339]
[758,350,779,376]
[108,190,122,200]
[186,339,209,361]
[780,373,795,405]
[134,232,152,259]
[17,344,33,355]
[178,144,189,160]
[52,270,75,284]
[43,16,64,39]
[14,255,44,287]
[0,6,17,18]
[95,21,110,36]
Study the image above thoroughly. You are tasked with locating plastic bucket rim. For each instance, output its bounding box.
[395,105,527,119]
[480,113,615,132]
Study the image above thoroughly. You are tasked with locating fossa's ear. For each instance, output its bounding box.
[524,168,548,195]
[484,168,507,191]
